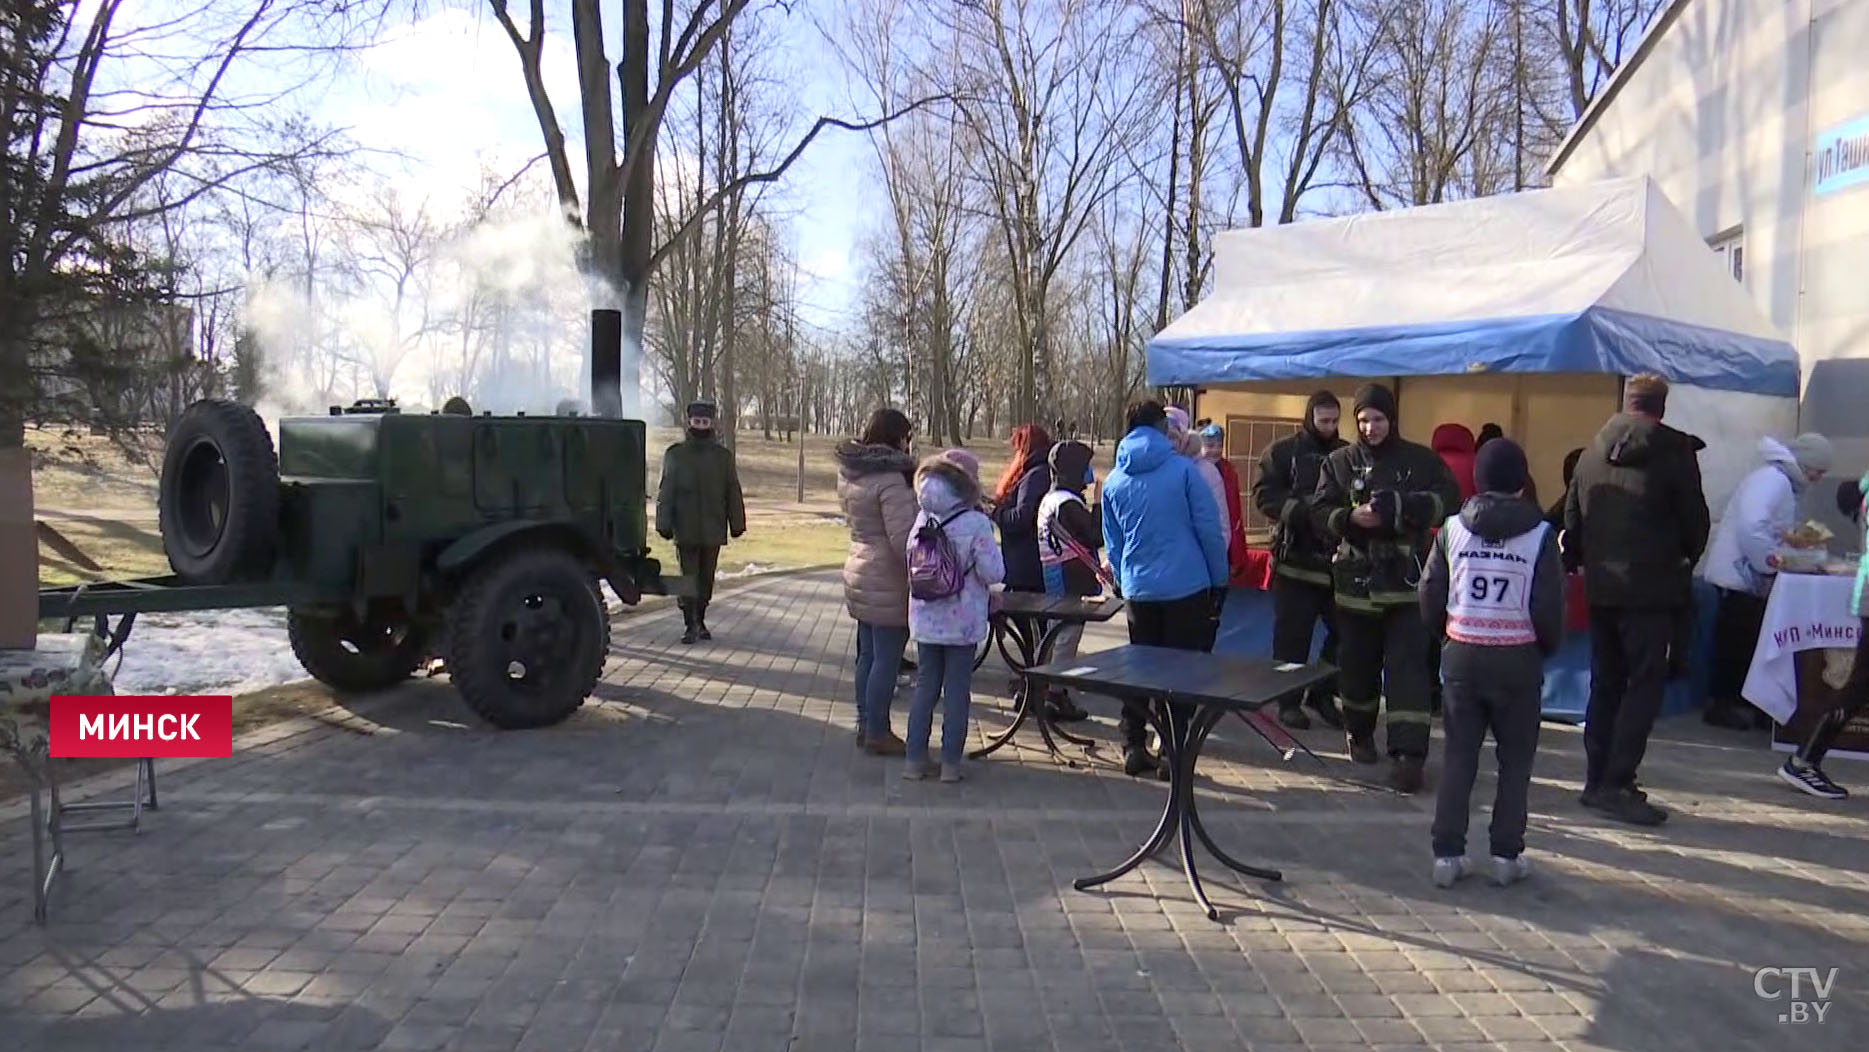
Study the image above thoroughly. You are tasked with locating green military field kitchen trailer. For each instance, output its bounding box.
[38,397,679,730]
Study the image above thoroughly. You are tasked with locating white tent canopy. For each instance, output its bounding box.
[1149,175,1805,534]
[1149,175,1799,399]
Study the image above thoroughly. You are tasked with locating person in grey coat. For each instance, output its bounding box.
[1420,439,1564,889]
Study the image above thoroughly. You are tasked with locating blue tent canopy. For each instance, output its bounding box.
[1146,177,1800,398]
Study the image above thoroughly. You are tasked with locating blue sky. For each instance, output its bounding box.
[307,0,877,330]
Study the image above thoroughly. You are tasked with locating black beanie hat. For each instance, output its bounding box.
[1475,437,1530,494]
[1351,383,1397,438]
[1048,440,1094,492]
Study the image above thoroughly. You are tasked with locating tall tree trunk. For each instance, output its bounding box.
[611,0,653,417]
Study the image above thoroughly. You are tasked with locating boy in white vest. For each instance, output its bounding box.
[1035,441,1104,720]
[1419,438,1565,888]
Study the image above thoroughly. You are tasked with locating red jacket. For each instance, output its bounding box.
[1214,456,1253,586]
[1430,423,1478,505]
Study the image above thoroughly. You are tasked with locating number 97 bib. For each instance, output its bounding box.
[1442,518,1548,647]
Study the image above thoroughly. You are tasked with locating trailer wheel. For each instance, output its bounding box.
[447,547,606,729]
[288,607,430,693]
[159,399,280,584]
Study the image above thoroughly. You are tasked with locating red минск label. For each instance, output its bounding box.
[48,696,234,758]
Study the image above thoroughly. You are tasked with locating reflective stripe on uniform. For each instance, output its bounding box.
[1273,563,1332,587]
[1337,695,1380,712]
[1334,591,1419,613]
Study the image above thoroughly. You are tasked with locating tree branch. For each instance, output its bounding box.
[648,94,949,272]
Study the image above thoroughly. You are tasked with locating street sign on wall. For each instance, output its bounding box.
[1814,113,1869,196]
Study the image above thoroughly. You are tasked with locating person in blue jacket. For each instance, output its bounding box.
[1101,399,1231,775]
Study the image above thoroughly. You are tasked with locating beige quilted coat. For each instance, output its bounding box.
[836,440,919,627]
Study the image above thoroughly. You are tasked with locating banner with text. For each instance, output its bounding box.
[49,696,234,758]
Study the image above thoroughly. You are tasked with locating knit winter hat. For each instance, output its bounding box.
[1164,406,1191,436]
[1047,440,1094,491]
[1474,437,1530,495]
[1789,433,1835,475]
[940,448,981,480]
[1351,382,1398,430]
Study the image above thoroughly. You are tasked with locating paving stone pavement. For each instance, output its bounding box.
[3,570,1868,1051]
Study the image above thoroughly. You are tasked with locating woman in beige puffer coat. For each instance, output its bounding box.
[838,408,919,755]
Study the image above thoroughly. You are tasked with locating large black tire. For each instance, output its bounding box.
[447,547,607,729]
[158,399,280,584]
[288,607,430,693]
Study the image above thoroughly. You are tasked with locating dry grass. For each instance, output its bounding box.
[644,427,1021,510]
[28,424,1032,583]
[25,426,163,512]
[35,518,170,589]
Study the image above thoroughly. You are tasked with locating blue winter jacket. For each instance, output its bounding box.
[1101,426,1230,602]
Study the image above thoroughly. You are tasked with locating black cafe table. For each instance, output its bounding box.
[972,592,1125,762]
[1022,644,1337,921]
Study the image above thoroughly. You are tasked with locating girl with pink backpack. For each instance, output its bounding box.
[903,451,1005,782]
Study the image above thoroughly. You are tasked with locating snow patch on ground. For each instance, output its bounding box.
[103,566,793,695]
[107,607,305,696]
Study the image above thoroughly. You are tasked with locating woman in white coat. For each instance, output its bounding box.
[1703,433,1834,730]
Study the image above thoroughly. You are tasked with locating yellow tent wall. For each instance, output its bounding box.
[1196,372,1621,516]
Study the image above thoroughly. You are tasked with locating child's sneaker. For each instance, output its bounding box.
[1490,854,1532,886]
[900,759,938,781]
[1432,856,1471,888]
[939,762,965,783]
[1779,757,1848,799]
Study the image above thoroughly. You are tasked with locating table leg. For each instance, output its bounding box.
[29,773,48,925]
[24,752,65,926]
[1073,701,1285,917]
[58,756,156,833]
[1189,710,1284,883]
[1032,619,1098,750]
[970,618,1039,759]
[975,615,1092,763]
[1072,772,1179,891]
[1163,703,1221,920]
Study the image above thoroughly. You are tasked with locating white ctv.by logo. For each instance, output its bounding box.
[1754,967,1837,1024]
[77,713,202,742]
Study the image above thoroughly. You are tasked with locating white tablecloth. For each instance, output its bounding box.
[1742,573,1859,723]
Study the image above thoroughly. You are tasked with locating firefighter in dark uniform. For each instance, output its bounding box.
[1252,389,1349,730]
[1312,383,1462,794]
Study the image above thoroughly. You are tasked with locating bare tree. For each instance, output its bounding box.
[488,0,941,421]
[936,0,1144,426]
[1,0,365,448]
[1540,0,1660,120]
[339,188,443,399]
[1340,0,1514,209]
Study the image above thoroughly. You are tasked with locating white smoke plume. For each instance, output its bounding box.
[237,194,615,423]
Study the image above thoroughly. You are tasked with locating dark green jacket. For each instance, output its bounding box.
[1312,435,1461,613]
[656,435,747,547]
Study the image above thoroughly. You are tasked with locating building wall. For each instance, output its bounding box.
[1550,0,1869,485]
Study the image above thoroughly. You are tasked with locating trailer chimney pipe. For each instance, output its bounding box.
[591,309,622,418]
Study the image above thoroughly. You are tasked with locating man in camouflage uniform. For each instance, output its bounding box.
[656,402,747,644]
